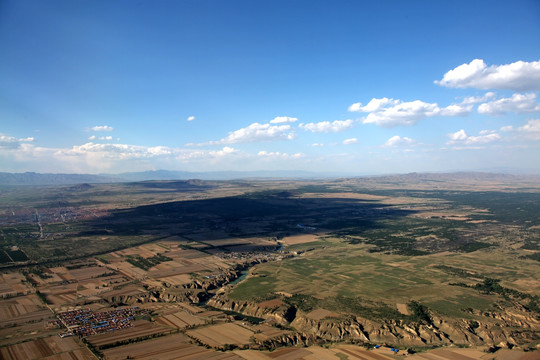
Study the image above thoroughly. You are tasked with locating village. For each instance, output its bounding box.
[54,307,144,338]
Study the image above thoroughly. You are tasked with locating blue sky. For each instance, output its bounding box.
[1,0,539,174]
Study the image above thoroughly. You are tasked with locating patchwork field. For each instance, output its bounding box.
[156,309,205,329]
[187,322,255,348]
[233,346,540,360]
[0,335,93,360]
[0,272,32,298]
[101,333,242,360]
[0,294,50,326]
[85,320,173,349]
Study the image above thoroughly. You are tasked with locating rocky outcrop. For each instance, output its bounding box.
[207,295,540,348]
[102,260,263,306]
[207,295,290,324]
[296,313,539,347]
[253,333,321,349]
[102,290,161,305]
[291,315,370,343]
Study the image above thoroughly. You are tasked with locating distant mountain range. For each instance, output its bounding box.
[0,172,121,186]
[0,170,344,185]
[0,169,538,186]
[116,169,337,181]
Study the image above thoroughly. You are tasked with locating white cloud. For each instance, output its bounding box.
[299,119,354,133]
[342,138,358,145]
[208,122,296,144]
[312,143,324,147]
[59,143,172,159]
[0,134,34,149]
[479,130,496,135]
[465,133,501,145]
[187,116,195,121]
[257,150,304,159]
[436,59,540,91]
[348,97,398,112]
[209,146,237,156]
[91,125,114,132]
[461,92,496,105]
[89,135,113,141]
[354,99,440,127]
[351,94,504,128]
[448,129,468,141]
[55,142,242,163]
[2,138,320,173]
[477,93,540,115]
[383,135,415,147]
[446,129,501,146]
[518,119,540,140]
[439,103,473,116]
[496,120,540,140]
[518,119,540,132]
[269,116,298,124]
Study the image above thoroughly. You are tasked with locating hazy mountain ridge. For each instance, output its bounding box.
[1,170,538,186]
[116,169,333,181]
[0,170,341,185]
[0,172,123,186]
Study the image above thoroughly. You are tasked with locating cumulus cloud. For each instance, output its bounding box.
[351,98,441,127]
[257,150,304,159]
[0,138,281,173]
[348,98,398,112]
[208,122,296,145]
[55,142,243,163]
[269,116,298,124]
[0,134,34,149]
[89,135,113,141]
[342,138,358,145]
[496,120,540,140]
[299,119,354,133]
[439,103,473,116]
[518,119,540,140]
[187,116,195,121]
[383,135,416,147]
[477,93,540,115]
[436,59,540,91]
[447,129,468,142]
[59,143,172,159]
[209,146,237,156]
[446,129,501,146]
[461,92,497,105]
[91,125,114,132]
[352,94,491,121]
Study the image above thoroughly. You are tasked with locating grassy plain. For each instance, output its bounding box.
[225,181,540,324]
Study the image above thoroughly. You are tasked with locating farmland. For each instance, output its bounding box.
[85,320,174,349]
[0,335,94,360]
[101,334,241,360]
[186,322,255,348]
[0,173,539,358]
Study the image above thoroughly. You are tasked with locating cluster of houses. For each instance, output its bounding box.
[56,306,144,337]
